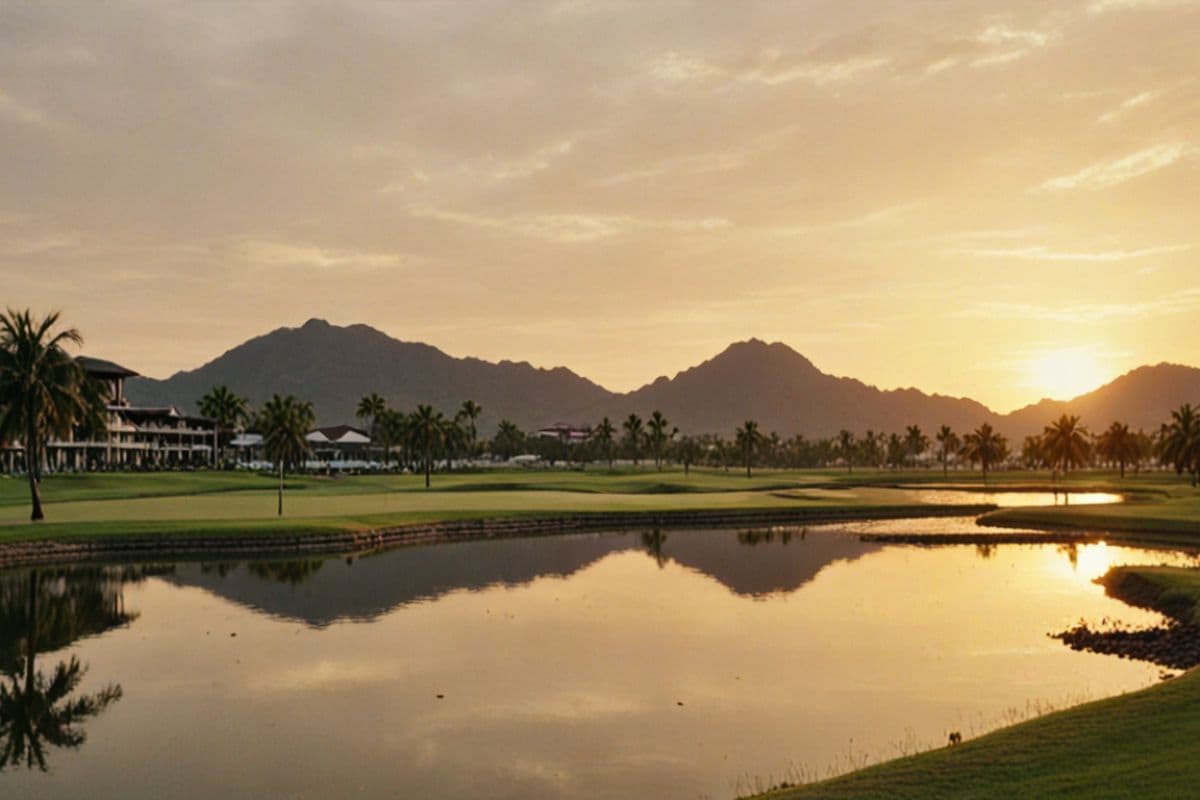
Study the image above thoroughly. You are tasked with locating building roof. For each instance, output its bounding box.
[77,355,140,378]
[308,425,371,445]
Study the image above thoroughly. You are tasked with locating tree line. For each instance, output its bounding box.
[4,308,1200,523]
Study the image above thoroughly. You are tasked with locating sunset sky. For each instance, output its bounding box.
[2,1,1198,412]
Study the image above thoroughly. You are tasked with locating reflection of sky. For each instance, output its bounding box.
[4,537,1194,800]
[903,490,1124,507]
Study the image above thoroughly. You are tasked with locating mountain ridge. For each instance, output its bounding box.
[125,319,1200,439]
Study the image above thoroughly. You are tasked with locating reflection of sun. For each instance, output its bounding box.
[1024,348,1110,400]
[1045,542,1114,583]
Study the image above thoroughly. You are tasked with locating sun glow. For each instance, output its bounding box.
[1022,347,1111,400]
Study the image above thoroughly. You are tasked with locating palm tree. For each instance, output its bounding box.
[622,414,644,467]
[646,411,672,471]
[376,408,406,469]
[735,420,762,478]
[1161,404,1200,487]
[959,423,1006,483]
[904,425,928,468]
[1021,434,1046,470]
[0,310,97,521]
[457,400,482,459]
[440,415,466,471]
[592,417,616,470]
[675,436,702,477]
[198,385,248,468]
[410,404,445,489]
[491,419,524,461]
[935,425,959,478]
[259,394,315,516]
[1042,414,1090,480]
[837,430,856,474]
[356,393,387,463]
[1096,421,1138,479]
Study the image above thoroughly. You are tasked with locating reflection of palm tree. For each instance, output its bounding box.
[1,656,122,771]
[0,570,123,772]
[641,529,669,568]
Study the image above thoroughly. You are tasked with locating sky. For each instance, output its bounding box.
[1,0,1198,413]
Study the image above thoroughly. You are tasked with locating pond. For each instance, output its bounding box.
[1,523,1195,799]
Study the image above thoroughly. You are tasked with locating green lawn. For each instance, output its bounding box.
[1,467,1195,544]
[981,481,1200,537]
[0,467,966,541]
[755,563,1200,800]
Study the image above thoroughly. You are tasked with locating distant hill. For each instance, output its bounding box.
[126,318,612,432]
[600,339,998,439]
[998,363,1200,438]
[125,319,1200,438]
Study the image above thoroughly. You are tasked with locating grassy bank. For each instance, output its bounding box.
[755,564,1200,799]
[981,482,1200,537]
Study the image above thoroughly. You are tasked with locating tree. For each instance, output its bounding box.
[457,400,482,459]
[886,432,906,469]
[904,425,928,468]
[935,425,959,478]
[592,417,616,470]
[1160,404,1200,487]
[646,411,673,471]
[491,420,524,461]
[837,430,856,474]
[0,310,98,521]
[198,385,248,468]
[410,404,445,489]
[675,436,702,477]
[1096,421,1138,479]
[356,393,387,464]
[959,423,1006,483]
[376,408,407,469]
[622,414,644,467]
[259,394,315,516]
[735,420,762,478]
[1020,434,1046,470]
[1042,414,1090,480]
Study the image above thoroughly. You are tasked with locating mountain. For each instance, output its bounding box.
[999,363,1200,438]
[602,339,997,438]
[127,318,611,431]
[125,318,1200,438]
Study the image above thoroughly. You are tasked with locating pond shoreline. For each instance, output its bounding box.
[0,503,995,568]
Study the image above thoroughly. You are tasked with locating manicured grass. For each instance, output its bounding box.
[981,483,1200,537]
[756,563,1200,800]
[755,668,1200,800]
[1102,565,1200,625]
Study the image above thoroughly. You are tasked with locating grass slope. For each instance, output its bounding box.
[757,668,1200,800]
[758,564,1200,800]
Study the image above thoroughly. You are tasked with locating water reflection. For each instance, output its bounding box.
[0,568,135,771]
[0,535,1196,799]
[164,530,883,624]
[904,490,1122,507]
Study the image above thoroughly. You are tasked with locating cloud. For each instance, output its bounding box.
[408,206,729,243]
[1097,90,1162,123]
[1088,0,1199,13]
[957,288,1200,322]
[1038,143,1191,190]
[239,241,404,271]
[0,89,54,129]
[941,243,1190,261]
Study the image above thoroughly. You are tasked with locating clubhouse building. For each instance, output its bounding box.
[1,356,217,473]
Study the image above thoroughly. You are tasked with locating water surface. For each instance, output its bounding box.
[1,526,1193,799]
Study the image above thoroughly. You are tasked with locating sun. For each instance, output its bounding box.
[1022,347,1111,400]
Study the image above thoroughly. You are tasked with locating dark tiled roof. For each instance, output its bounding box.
[77,355,140,378]
[312,424,370,440]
